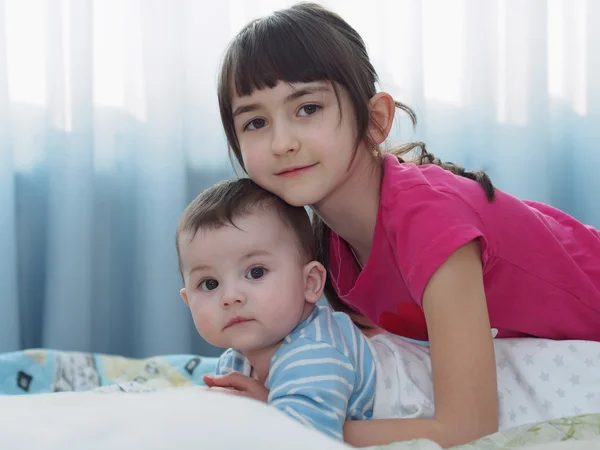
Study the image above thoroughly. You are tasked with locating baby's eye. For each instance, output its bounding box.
[245,118,267,131]
[200,279,219,291]
[298,104,321,116]
[246,266,266,280]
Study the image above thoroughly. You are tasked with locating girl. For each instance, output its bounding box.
[208,2,600,447]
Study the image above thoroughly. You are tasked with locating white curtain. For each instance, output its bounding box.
[1,0,599,356]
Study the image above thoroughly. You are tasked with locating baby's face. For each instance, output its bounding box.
[179,209,313,354]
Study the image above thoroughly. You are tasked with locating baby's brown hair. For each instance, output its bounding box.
[176,178,316,278]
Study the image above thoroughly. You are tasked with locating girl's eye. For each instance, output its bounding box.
[298,104,320,116]
[245,118,267,131]
[200,279,219,291]
[246,266,266,280]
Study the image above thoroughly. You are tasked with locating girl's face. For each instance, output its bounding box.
[231,81,372,208]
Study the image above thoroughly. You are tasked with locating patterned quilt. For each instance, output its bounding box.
[1,349,599,449]
[0,348,217,394]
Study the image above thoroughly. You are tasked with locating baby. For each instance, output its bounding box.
[176,178,600,440]
[175,178,376,440]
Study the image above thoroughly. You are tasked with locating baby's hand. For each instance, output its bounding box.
[203,373,269,403]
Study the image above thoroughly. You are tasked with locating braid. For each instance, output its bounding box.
[389,141,496,201]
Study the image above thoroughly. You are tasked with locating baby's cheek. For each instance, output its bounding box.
[191,308,217,340]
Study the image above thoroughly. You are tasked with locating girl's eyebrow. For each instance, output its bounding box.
[233,103,259,118]
[286,83,331,102]
[232,83,332,118]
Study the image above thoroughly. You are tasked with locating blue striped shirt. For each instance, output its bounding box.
[215,306,376,440]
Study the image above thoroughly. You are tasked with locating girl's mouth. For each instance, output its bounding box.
[276,164,316,178]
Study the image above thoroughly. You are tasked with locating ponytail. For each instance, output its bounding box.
[388,141,496,201]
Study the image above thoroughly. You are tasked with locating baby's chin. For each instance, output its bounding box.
[226,334,287,354]
[234,343,283,359]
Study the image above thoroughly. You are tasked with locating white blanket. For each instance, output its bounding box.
[0,388,349,450]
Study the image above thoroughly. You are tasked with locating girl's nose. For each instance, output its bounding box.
[271,123,300,156]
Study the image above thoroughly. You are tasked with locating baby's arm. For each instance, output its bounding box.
[345,241,499,447]
[268,339,356,441]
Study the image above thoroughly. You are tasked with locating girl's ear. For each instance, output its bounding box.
[367,92,396,145]
[303,261,327,304]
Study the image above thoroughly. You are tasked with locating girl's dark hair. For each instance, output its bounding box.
[217,2,494,322]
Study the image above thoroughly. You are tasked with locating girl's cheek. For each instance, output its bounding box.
[240,151,254,172]
[244,159,263,181]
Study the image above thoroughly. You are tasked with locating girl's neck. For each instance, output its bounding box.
[313,153,382,266]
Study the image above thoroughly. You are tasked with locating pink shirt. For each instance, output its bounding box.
[329,153,600,342]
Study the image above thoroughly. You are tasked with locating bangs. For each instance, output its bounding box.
[225,14,351,97]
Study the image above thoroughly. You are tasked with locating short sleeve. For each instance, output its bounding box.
[214,348,251,376]
[385,185,489,305]
[214,350,232,376]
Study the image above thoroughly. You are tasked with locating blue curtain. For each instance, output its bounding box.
[1,0,599,357]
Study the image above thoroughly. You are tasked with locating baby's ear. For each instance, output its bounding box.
[303,261,327,304]
[180,288,190,306]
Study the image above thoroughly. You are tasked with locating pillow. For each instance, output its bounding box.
[0,387,350,450]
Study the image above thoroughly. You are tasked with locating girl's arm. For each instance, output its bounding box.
[344,240,499,448]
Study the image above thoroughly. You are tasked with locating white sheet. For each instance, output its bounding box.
[371,334,600,429]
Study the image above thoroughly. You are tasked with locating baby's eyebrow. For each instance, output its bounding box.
[187,264,211,276]
[242,250,272,260]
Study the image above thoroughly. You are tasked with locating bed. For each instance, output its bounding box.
[0,349,598,449]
